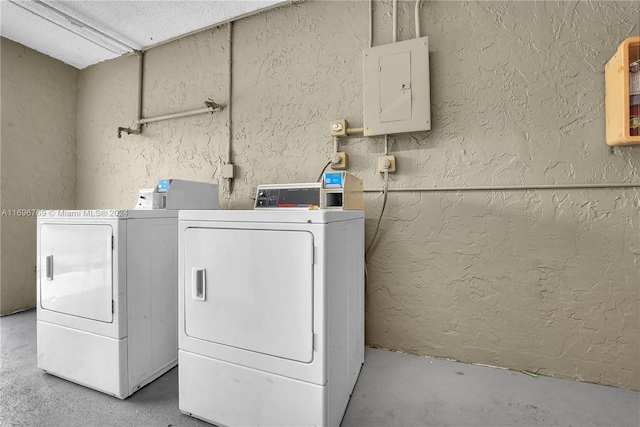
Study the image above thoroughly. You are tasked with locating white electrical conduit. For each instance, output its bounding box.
[117,52,144,137]
[118,49,224,136]
[136,52,143,127]
[363,183,640,193]
[226,21,234,196]
[227,22,233,167]
[415,0,422,38]
[364,181,638,258]
[392,0,398,42]
[138,105,222,125]
[369,0,373,48]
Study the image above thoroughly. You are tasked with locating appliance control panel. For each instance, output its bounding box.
[254,183,321,209]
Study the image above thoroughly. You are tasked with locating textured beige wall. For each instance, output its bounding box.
[75,1,639,390]
[1,38,78,315]
[76,29,230,207]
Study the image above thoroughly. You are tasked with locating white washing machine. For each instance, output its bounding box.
[37,210,180,399]
[178,209,364,426]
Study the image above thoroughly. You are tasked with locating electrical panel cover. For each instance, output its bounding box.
[363,37,431,136]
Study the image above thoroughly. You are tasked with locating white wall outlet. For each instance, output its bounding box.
[331,152,348,170]
[378,155,396,173]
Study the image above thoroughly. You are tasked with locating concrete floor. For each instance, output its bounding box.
[1,309,638,427]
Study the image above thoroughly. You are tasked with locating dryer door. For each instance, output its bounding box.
[183,227,314,363]
[39,223,113,323]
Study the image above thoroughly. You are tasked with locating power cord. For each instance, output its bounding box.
[317,154,344,182]
[316,161,332,182]
[365,169,389,259]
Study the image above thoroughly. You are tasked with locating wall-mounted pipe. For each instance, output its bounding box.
[369,0,373,48]
[139,102,223,125]
[227,24,234,159]
[225,21,235,195]
[118,102,224,137]
[227,22,233,166]
[415,0,422,38]
[135,51,143,126]
[117,51,143,138]
[363,182,640,193]
[117,50,225,138]
[392,0,398,43]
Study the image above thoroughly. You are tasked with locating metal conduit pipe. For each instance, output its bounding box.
[392,0,398,43]
[117,50,225,138]
[363,183,640,193]
[227,22,233,166]
[138,104,223,125]
[117,51,144,138]
[415,0,422,38]
[136,51,143,127]
[369,0,373,48]
[226,21,234,195]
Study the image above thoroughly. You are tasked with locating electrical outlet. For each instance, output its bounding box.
[331,152,348,170]
[378,155,396,173]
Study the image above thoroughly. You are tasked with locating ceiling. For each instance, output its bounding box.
[1,0,291,69]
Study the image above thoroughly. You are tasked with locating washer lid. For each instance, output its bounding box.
[183,227,314,363]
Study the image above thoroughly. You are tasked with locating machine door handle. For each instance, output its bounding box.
[45,255,54,280]
[192,268,206,301]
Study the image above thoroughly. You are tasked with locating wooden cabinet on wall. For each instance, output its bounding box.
[605,36,640,146]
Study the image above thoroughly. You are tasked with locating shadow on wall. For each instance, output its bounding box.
[364,188,639,389]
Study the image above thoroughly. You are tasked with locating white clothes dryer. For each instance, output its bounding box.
[178,210,364,426]
[37,210,180,399]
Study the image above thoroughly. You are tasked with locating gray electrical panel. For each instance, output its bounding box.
[363,36,431,136]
